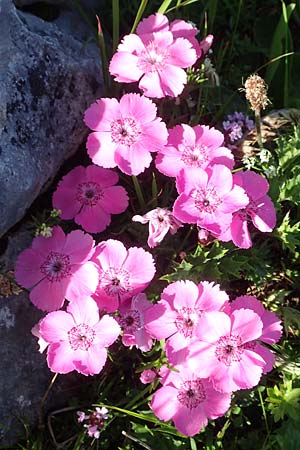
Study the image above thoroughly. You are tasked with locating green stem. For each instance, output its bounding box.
[255,109,263,151]
[112,0,119,53]
[131,0,148,34]
[132,175,146,210]
[258,388,270,435]
[96,15,110,90]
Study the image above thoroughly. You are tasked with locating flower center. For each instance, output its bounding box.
[138,41,169,73]
[175,307,200,338]
[101,267,131,298]
[193,187,222,213]
[215,334,244,366]
[110,117,141,146]
[177,379,207,409]
[180,144,210,168]
[119,309,142,333]
[68,323,95,350]
[40,251,71,282]
[76,182,103,207]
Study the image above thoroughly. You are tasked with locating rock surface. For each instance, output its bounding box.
[0,0,103,238]
[0,226,84,446]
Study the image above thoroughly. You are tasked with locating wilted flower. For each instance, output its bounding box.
[132,207,183,248]
[243,74,270,112]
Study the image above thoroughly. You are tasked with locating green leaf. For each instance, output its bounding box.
[265,2,296,85]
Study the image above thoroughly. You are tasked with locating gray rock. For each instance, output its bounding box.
[0,0,103,238]
[0,227,82,446]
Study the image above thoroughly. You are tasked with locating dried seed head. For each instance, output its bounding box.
[243,74,270,112]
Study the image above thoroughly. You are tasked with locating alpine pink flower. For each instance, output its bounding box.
[173,165,249,236]
[144,280,229,365]
[151,365,231,436]
[84,93,168,175]
[15,226,99,311]
[155,124,234,178]
[230,295,282,373]
[187,309,268,393]
[118,293,154,351]
[52,165,128,234]
[109,20,197,98]
[91,240,156,313]
[132,207,183,248]
[136,13,205,58]
[229,171,276,248]
[39,297,120,375]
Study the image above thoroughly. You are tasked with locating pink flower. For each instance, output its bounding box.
[52,165,128,234]
[144,280,229,365]
[15,226,99,311]
[136,13,203,58]
[230,295,282,373]
[229,171,276,248]
[118,293,154,351]
[187,309,268,393]
[132,207,183,248]
[39,297,120,375]
[173,165,249,236]
[140,368,157,384]
[84,93,168,175]
[91,240,156,313]
[155,124,234,177]
[151,365,231,436]
[109,21,197,98]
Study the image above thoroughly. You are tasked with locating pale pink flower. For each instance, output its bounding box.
[156,124,234,177]
[173,165,249,236]
[15,226,99,311]
[229,171,276,248]
[144,280,229,365]
[31,321,49,353]
[84,93,168,175]
[52,165,128,234]
[230,295,282,373]
[39,297,120,375]
[91,240,156,313]
[140,368,157,384]
[187,309,269,393]
[118,293,154,351]
[151,365,231,436]
[132,207,183,248]
[109,22,197,98]
[136,13,204,58]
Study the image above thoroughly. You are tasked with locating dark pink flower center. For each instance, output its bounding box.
[238,198,258,220]
[68,323,95,350]
[177,379,207,409]
[119,309,142,333]
[193,187,222,213]
[138,41,169,72]
[101,267,131,298]
[215,334,244,366]
[76,181,103,207]
[40,251,71,282]
[175,306,200,338]
[180,144,210,167]
[110,117,141,146]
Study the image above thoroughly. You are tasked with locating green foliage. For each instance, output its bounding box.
[276,213,300,254]
[266,377,300,423]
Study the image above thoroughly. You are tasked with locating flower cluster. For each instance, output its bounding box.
[14,10,280,441]
[145,280,282,436]
[222,111,254,148]
[77,407,109,439]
